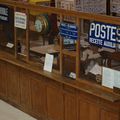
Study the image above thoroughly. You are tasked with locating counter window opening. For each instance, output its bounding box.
[0,0,120,87]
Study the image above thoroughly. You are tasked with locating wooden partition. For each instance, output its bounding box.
[0,0,120,81]
[0,0,120,120]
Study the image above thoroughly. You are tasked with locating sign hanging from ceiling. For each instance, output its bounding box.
[89,21,120,49]
[0,5,9,22]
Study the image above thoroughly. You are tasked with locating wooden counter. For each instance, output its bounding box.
[0,51,120,120]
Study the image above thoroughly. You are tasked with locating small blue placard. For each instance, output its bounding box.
[0,5,9,22]
[89,21,120,49]
[59,22,78,40]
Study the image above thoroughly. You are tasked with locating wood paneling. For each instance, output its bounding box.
[0,61,119,120]
[78,100,100,120]
[31,75,47,118]
[47,83,64,120]
[7,63,20,105]
[64,86,77,120]
[101,110,119,120]
[0,61,7,98]
[20,69,31,110]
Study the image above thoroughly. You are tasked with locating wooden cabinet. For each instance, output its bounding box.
[7,63,20,105]
[30,75,47,119]
[47,81,64,120]
[20,69,31,110]
[0,61,7,98]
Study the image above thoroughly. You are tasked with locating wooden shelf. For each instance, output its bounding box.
[62,49,76,57]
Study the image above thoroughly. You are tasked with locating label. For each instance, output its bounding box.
[89,21,120,49]
[6,43,14,48]
[60,22,78,40]
[0,5,9,22]
[69,72,76,79]
[14,12,27,29]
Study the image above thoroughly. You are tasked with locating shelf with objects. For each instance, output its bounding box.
[0,0,120,90]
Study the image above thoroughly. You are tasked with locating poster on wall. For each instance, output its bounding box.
[55,0,106,14]
[89,21,120,49]
[82,0,106,14]
[14,12,27,29]
[111,0,120,14]
[0,5,9,22]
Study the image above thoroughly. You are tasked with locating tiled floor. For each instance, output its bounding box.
[0,100,37,120]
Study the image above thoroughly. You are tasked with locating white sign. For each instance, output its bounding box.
[102,67,114,89]
[14,12,27,29]
[43,53,54,72]
[102,67,120,89]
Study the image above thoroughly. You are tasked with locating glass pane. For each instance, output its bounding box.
[80,19,120,84]
[0,5,14,54]
[29,9,60,70]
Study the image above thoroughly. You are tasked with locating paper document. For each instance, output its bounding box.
[102,67,120,89]
[102,67,114,89]
[43,53,54,72]
[89,64,102,75]
[113,70,120,89]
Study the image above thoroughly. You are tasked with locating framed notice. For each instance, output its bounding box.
[0,5,9,22]
[14,12,27,29]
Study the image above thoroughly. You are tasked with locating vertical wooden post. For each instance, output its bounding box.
[14,7,17,59]
[76,18,80,79]
[26,8,29,62]
[59,14,63,75]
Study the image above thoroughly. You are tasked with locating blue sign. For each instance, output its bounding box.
[89,21,120,49]
[0,5,9,22]
[59,22,78,40]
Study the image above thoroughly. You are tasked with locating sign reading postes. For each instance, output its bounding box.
[0,5,9,22]
[15,12,27,29]
[89,21,120,49]
[59,22,78,40]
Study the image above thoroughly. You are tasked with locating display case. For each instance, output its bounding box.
[0,0,120,92]
[0,1,120,120]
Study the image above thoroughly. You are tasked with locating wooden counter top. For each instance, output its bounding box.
[30,45,60,55]
[0,51,120,103]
